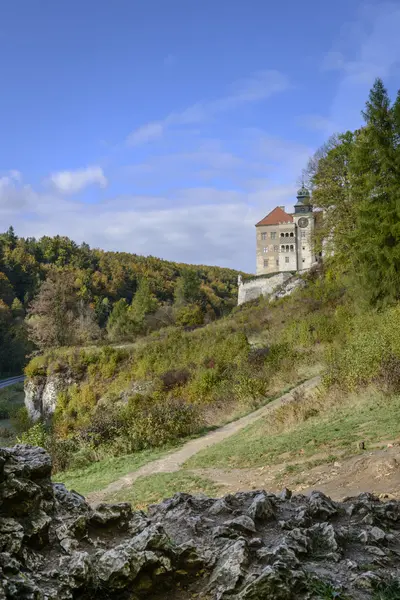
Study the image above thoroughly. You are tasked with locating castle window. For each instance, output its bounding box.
[285,232,289,238]
[280,232,285,238]
[290,232,294,237]
[261,232,267,240]
[285,245,289,252]
[270,231,276,240]
[263,247,268,253]
[263,259,269,267]
[302,246,305,251]
[274,245,279,252]
[290,245,294,252]
[280,245,285,252]
[285,257,290,263]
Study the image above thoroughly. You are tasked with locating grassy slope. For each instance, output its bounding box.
[184,389,400,471]
[56,447,174,496]
[103,472,221,510]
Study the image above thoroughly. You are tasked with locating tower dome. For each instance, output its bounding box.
[296,186,310,201]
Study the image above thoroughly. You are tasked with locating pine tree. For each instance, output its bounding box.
[350,78,400,304]
[130,278,158,324]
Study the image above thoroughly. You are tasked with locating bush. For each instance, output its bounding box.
[123,395,201,450]
[175,304,204,327]
[248,346,271,367]
[17,421,49,448]
[10,406,32,434]
[50,438,80,473]
[233,374,268,408]
[378,354,400,394]
[158,369,191,391]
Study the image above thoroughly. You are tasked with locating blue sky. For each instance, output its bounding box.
[1,0,400,272]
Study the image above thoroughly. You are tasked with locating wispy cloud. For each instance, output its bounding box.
[297,114,337,135]
[126,122,165,146]
[127,69,289,146]
[48,166,108,194]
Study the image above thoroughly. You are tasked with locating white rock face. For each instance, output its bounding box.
[237,273,296,306]
[24,374,72,421]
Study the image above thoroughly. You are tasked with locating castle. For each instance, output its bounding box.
[255,186,319,276]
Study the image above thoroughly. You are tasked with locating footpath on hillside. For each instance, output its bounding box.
[87,376,321,504]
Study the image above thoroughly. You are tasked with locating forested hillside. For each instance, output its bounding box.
[0,229,247,376]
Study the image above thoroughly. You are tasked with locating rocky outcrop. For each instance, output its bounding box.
[2,445,400,599]
[24,374,75,421]
[237,274,306,306]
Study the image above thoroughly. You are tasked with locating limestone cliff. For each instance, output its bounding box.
[1,445,400,598]
[24,373,74,421]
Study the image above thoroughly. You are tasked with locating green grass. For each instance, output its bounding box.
[55,447,173,496]
[184,389,400,470]
[373,580,400,600]
[103,471,221,509]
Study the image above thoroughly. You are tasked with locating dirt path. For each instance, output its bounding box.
[87,375,321,504]
[192,444,400,501]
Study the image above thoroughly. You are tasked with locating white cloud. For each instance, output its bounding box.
[0,176,301,273]
[127,69,289,146]
[48,166,107,194]
[127,122,165,146]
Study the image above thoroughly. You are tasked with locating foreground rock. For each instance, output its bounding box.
[1,446,400,599]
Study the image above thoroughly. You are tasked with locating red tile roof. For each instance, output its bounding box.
[256,206,293,227]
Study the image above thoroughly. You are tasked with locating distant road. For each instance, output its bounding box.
[0,375,25,390]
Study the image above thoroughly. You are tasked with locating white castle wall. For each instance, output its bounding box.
[237,272,292,305]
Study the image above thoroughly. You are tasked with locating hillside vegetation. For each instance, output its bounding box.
[0,227,248,376]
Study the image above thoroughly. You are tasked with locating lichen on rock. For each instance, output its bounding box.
[1,445,400,598]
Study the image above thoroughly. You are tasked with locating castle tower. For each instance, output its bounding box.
[293,186,315,271]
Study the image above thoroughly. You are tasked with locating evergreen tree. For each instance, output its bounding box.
[130,277,158,325]
[350,78,400,304]
[106,299,135,341]
[174,269,202,306]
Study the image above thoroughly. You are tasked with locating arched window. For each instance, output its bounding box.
[290,245,294,252]
[285,245,289,252]
[280,232,285,238]
[280,245,285,252]
[290,232,294,237]
[285,232,289,238]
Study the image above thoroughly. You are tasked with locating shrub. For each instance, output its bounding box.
[248,346,271,367]
[378,354,400,394]
[158,369,191,391]
[10,406,32,434]
[175,304,204,327]
[50,438,80,473]
[187,368,224,402]
[233,374,268,408]
[17,422,49,448]
[77,406,124,446]
[123,395,201,450]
